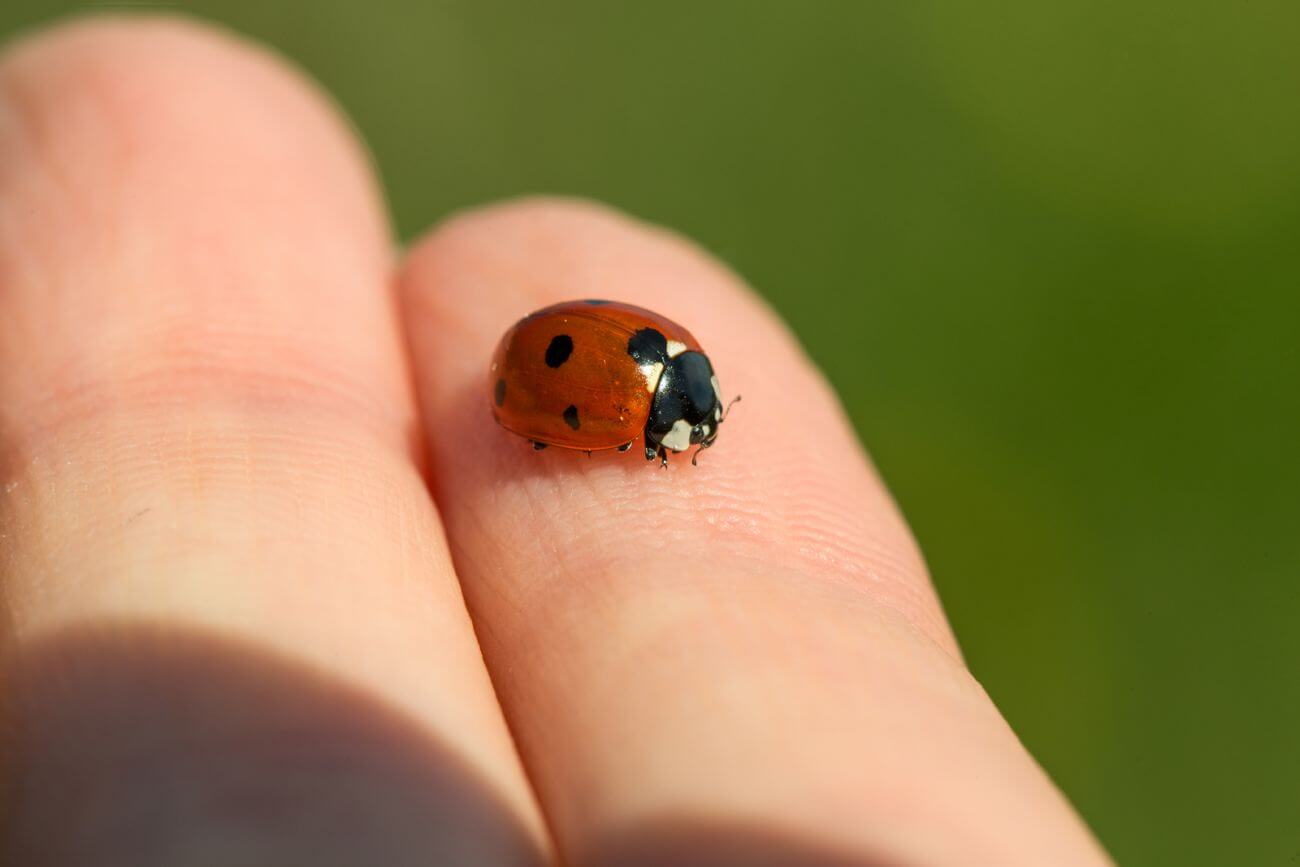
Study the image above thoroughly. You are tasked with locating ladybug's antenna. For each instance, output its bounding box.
[721,394,742,421]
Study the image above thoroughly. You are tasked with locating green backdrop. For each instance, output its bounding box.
[4,3,1297,864]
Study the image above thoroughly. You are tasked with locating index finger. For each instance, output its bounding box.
[0,19,545,864]
[399,199,1109,865]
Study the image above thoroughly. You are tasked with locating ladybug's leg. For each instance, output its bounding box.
[617,442,633,452]
[644,431,657,462]
[658,446,670,469]
[532,441,548,451]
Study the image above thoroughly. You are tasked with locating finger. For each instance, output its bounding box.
[399,199,1109,866]
[0,18,544,865]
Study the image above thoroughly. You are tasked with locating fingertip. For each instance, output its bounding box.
[402,195,760,333]
[0,11,402,449]
[0,15,552,859]
[401,194,822,438]
[399,195,952,648]
[0,13,385,248]
[397,203,1106,867]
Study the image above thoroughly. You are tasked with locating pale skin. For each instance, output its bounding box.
[0,17,1112,867]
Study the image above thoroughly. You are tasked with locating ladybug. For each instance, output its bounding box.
[489,299,737,466]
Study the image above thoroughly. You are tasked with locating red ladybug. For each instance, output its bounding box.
[489,300,736,466]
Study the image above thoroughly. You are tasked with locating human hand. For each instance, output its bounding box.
[0,17,1111,866]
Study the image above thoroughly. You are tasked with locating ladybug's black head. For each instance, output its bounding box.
[646,351,725,453]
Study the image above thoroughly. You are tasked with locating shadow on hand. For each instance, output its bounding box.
[0,623,544,867]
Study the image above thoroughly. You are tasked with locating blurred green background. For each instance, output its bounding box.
[3,2,1297,863]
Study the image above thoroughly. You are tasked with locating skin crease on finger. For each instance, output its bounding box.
[0,17,546,866]
[401,200,1114,866]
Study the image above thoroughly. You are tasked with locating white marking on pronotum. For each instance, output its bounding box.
[700,423,711,438]
[661,418,692,451]
[640,361,664,393]
[666,339,688,358]
[711,374,722,400]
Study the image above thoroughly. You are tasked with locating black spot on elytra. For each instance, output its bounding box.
[494,378,507,406]
[545,334,574,368]
[627,328,667,366]
[583,299,611,305]
[563,404,581,430]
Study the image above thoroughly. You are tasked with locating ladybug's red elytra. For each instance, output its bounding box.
[489,300,736,466]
